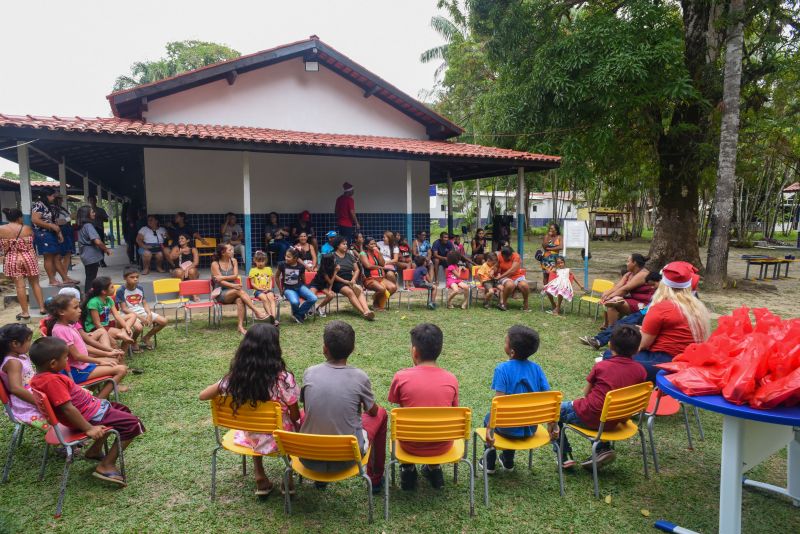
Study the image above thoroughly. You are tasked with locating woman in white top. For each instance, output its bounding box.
[376,230,399,283]
[136,215,169,274]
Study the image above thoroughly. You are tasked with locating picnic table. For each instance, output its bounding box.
[742,255,798,280]
[656,372,800,534]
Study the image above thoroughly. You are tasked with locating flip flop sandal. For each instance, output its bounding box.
[92,470,127,486]
[15,314,31,321]
[142,341,155,351]
[279,482,296,496]
[254,484,274,497]
[131,346,143,354]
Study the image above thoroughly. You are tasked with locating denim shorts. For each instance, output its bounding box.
[34,228,61,255]
[559,401,587,427]
[69,363,98,384]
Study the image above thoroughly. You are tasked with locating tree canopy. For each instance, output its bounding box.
[113,40,240,91]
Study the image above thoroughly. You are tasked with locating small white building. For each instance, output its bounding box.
[429,188,581,228]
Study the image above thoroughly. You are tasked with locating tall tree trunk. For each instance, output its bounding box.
[706,0,744,289]
[648,1,723,271]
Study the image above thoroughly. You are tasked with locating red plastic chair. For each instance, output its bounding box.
[1,378,50,483]
[178,279,219,334]
[32,388,125,518]
[398,269,430,309]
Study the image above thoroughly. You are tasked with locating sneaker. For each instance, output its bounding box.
[316,307,327,318]
[581,449,616,470]
[313,481,328,490]
[421,465,445,489]
[478,457,496,475]
[371,478,384,495]
[578,335,592,346]
[291,313,304,325]
[427,302,436,310]
[400,465,418,491]
[498,454,515,472]
[587,337,602,350]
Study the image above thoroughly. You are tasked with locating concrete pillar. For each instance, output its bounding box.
[405,161,413,242]
[58,159,67,207]
[17,144,32,226]
[475,178,481,229]
[517,167,525,259]
[446,172,453,237]
[83,174,89,203]
[242,151,252,273]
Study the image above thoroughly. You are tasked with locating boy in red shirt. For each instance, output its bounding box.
[29,337,144,486]
[388,323,459,490]
[550,325,646,469]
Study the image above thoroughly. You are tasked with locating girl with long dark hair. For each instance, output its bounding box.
[0,323,45,427]
[199,323,301,496]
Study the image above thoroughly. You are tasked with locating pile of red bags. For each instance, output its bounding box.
[658,306,800,409]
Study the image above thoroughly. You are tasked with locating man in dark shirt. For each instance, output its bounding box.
[431,232,454,284]
[166,212,204,247]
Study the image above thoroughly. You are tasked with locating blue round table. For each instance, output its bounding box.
[656,371,800,534]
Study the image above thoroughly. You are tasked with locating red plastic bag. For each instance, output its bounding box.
[655,361,689,373]
[751,367,800,410]
[722,335,773,405]
[712,306,752,341]
[670,367,726,396]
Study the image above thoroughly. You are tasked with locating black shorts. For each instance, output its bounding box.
[309,280,330,293]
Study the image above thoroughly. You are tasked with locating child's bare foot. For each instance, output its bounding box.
[238,325,248,335]
[461,300,468,309]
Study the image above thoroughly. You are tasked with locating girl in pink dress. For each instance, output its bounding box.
[542,256,584,316]
[445,251,470,309]
[0,324,46,429]
[199,323,300,497]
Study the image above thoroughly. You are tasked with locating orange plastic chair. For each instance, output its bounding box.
[384,407,474,520]
[208,396,283,500]
[472,391,564,506]
[398,268,430,309]
[560,382,653,497]
[32,388,125,518]
[273,430,374,523]
[177,279,218,333]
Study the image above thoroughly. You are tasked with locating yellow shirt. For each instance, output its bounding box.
[248,266,273,291]
[475,263,495,282]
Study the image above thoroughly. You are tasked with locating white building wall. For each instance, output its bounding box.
[144,58,429,140]
[144,148,429,214]
[429,190,579,222]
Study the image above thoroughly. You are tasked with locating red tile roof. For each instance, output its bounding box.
[785,182,799,192]
[0,114,561,165]
[0,176,60,188]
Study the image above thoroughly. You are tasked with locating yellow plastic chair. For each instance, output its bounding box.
[208,396,283,500]
[152,278,187,326]
[384,407,474,520]
[196,237,217,264]
[560,382,653,497]
[577,278,614,319]
[273,430,374,523]
[472,391,564,506]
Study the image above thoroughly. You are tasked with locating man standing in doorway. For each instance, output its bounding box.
[88,195,109,267]
[335,182,360,241]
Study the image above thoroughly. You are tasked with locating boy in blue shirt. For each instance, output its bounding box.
[481,325,550,473]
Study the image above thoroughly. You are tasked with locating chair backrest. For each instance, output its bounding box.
[304,271,316,285]
[390,407,471,442]
[210,396,283,433]
[488,391,563,429]
[0,377,11,405]
[459,268,471,281]
[471,265,479,278]
[402,268,414,282]
[600,382,654,423]
[273,430,363,462]
[591,278,615,295]
[179,279,213,298]
[30,388,59,426]
[196,237,217,252]
[153,278,182,302]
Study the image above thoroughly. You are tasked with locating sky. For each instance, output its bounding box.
[0,0,446,175]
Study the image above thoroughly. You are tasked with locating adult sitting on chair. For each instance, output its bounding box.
[291,210,317,249]
[359,236,397,312]
[431,232,453,285]
[598,253,652,329]
[496,246,530,312]
[265,211,290,262]
[169,234,200,281]
[167,211,204,248]
[136,215,168,274]
[220,212,246,261]
[211,243,267,335]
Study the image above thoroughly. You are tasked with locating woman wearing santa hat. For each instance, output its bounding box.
[633,261,710,381]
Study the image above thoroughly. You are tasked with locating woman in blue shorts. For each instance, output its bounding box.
[31,190,77,286]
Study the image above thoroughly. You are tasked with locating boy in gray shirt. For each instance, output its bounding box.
[300,320,387,493]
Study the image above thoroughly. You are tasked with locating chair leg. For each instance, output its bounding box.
[590,440,601,498]
[454,462,458,483]
[17,425,25,447]
[639,429,650,479]
[210,446,221,500]
[681,403,695,450]
[362,473,374,524]
[471,433,477,479]
[54,446,73,518]
[282,468,292,515]
[242,455,247,476]
[647,415,660,473]
[459,457,475,517]
[694,406,705,440]
[482,448,492,507]
[39,443,50,481]
[2,423,21,483]
[553,441,565,497]
[384,460,394,521]
[528,449,533,469]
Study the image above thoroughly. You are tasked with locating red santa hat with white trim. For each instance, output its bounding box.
[661,261,700,290]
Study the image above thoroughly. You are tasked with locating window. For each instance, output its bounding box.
[531,205,538,212]
[441,204,447,211]
[567,206,571,213]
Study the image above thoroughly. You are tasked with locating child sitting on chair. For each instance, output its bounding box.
[542,256,584,316]
[0,324,46,429]
[482,325,551,474]
[29,337,144,486]
[549,325,646,469]
[475,252,499,309]
[299,321,387,493]
[199,323,300,497]
[411,256,437,309]
[388,323,459,490]
[82,277,137,356]
[445,251,470,309]
[248,251,278,324]
[116,267,167,351]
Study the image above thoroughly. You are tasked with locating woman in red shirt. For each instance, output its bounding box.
[633,262,709,381]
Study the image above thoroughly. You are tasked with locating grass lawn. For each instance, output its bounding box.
[1,301,798,534]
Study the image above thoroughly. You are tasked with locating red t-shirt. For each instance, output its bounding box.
[388,365,459,456]
[497,253,522,278]
[30,371,103,425]
[572,357,646,430]
[642,301,696,356]
[335,194,355,227]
